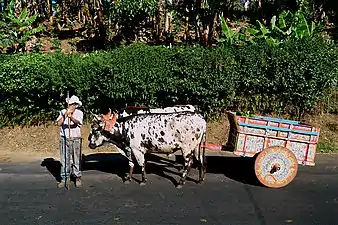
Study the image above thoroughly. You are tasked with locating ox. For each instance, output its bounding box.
[88,105,207,188]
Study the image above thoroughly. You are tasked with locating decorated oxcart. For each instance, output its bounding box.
[204,111,320,188]
[89,105,320,189]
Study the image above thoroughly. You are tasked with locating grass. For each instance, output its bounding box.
[318,141,338,153]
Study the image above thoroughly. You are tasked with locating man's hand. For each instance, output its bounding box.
[66,111,73,118]
[57,105,82,127]
[66,105,76,117]
[67,105,81,126]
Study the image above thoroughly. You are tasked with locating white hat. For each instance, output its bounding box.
[67,95,82,107]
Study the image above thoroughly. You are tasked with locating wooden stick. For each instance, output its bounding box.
[67,91,70,190]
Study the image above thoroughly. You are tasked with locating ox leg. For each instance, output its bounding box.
[124,146,134,184]
[198,142,207,184]
[136,149,147,186]
[177,153,193,189]
[140,164,147,186]
[198,153,207,184]
[124,161,134,184]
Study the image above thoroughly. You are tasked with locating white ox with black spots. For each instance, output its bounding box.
[88,105,207,189]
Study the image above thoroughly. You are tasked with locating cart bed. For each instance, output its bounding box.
[226,112,320,166]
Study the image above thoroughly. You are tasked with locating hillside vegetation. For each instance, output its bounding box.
[1,0,338,154]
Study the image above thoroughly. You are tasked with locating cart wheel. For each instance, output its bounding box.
[254,146,298,188]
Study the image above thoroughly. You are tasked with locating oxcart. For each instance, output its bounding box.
[94,105,320,189]
[203,111,320,188]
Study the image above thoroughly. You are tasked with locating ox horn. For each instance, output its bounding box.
[91,113,101,121]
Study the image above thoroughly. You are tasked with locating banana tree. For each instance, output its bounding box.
[217,15,248,45]
[269,12,292,37]
[0,0,45,53]
[246,10,318,47]
[293,11,316,39]
[275,10,317,40]
[246,19,280,47]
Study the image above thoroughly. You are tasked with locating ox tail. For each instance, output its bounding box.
[196,129,207,183]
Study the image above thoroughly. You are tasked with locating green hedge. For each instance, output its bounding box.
[0,38,337,127]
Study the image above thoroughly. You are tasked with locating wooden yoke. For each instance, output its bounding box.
[101,108,117,132]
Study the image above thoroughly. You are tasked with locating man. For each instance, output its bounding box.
[56,95,84,188]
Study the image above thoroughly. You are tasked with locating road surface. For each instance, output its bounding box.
[0,152,337,225]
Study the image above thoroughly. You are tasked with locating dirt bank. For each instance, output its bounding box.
[0,113,337,163]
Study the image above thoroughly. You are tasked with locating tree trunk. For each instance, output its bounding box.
[47,0,53,17]
[164,0,172,34]
[207,12,217,46]
[202,23,209,46]
[200,0,215,46]
[184,16,189,42]
[156,0,164,40]
[257,0,263,20]
[94,0,106,47]
[165,11,170,33]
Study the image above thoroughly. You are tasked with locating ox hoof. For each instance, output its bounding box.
[198,178,205,184]
[176,181,185,189]
[198,180,204,185]
[124,179,131,184]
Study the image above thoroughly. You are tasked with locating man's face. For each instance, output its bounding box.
[69,103,77,109]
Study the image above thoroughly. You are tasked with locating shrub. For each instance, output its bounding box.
[233,37,338,117]
[0,39,337,127]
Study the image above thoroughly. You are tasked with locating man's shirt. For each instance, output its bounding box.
[57,109,83,138]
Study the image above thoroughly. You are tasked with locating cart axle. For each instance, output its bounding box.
[270,164,281,174]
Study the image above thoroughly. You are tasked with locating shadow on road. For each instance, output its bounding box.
[173,154,262,187]
[199,155,261,187]
[41,153,262,187]
[40,158,62,182]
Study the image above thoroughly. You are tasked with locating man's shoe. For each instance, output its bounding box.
[75,178,82,187]
[57,181,65,188]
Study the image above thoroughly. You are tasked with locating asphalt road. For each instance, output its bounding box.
[0,152,338,225]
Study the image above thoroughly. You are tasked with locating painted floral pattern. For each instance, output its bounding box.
[268,139,285,148]
[287,142,307,161]
[289,133,310,141]
[244,136,264,153]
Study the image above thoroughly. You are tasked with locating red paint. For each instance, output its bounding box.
[200,143,223,151]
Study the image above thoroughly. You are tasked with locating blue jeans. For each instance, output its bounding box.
[60,136,82,182]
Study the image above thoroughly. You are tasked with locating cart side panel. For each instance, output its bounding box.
[306,144,317,165]
[244,135,264,155]
[236,133,245,152]
[227,112,320,166]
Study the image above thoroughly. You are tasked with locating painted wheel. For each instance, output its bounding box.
[254,146,298,188]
